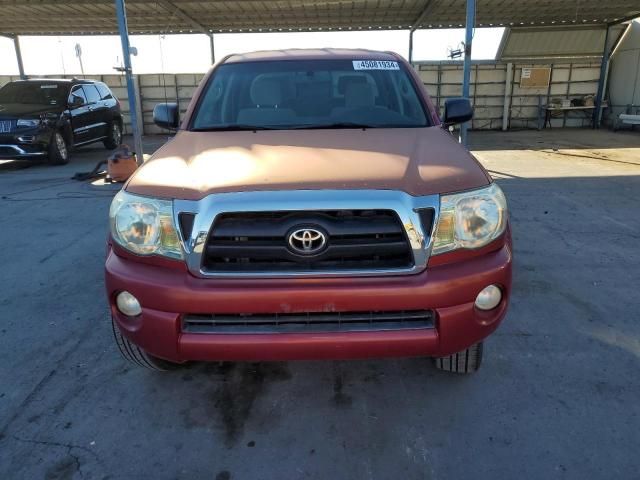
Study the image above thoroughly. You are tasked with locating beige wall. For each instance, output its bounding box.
[415,61,603,129]
[1,61,603,132]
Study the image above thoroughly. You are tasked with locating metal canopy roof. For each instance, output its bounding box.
[498,25,629,60]
[0,0,638,35]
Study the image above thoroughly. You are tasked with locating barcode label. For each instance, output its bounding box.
[352,60,400,71]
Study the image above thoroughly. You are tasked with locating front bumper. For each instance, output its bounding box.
[106,240,512,363]
[0,128,50,159]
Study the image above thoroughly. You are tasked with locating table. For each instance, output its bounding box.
[537,104,598,130]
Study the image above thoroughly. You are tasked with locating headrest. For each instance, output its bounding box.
[297,81,331,98]
[345,83,375,108]
[250,77,282,106]
[337,75,367,94]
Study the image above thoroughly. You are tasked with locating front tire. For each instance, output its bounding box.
[47,131,69,165]
[434,342,483,374]
[111,318,181,371]
[103,121,122,150]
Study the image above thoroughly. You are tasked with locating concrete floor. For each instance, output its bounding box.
[0,129,639,480]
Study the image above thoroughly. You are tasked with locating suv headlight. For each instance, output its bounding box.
[109,190,183,259]
[432,183,507,255]
[17,118,41,128]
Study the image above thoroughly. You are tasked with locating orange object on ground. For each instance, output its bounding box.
[108,144,138,182]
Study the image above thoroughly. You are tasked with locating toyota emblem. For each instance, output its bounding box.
[288,228,327,255]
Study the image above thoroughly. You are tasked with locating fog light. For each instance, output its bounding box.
[475,285,502,311]
[116,291,142,316]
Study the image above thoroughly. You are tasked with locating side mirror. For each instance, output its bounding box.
[153,103,179,130]
[443,98,473,126]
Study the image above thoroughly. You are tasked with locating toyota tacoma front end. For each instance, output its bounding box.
[105,49,512,373]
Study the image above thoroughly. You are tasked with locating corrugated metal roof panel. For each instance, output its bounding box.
[499,25,628,59]
[0,0,637,35]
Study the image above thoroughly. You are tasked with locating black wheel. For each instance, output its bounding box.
[103,121,122,150]
[111,318,182,371]
[434,342,483,374]
[47,130,69,165]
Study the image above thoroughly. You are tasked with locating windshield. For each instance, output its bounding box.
[191,59,429,131]
[0,82,68,106]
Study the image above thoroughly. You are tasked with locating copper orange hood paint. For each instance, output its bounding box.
[126,126,490,200]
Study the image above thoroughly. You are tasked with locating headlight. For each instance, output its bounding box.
[109,190,183,259]
[432,183,507,255]
[17,118,41,128]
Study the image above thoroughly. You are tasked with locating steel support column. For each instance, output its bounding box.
[114,0,145,165]
[460,0,475,146]
[13,35,26,79]
[408,0,436,65]
[593,25,612,129]
[502,62,513,131]
[408,29,414,64]
[209,33,215,65]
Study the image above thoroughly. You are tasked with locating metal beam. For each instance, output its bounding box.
[502,62,513,131]
[209,33,215,65]
[0,0,636,40]
[410,0,436,31]
[408,30,414,63]
[593,23,631,127]
[12,35,26,79]
[155,0,210,33]
[608,12,640,26]
[593,25,611,128]
[460,0,475,146]
[114,0,145,165]
[408,0,437,64]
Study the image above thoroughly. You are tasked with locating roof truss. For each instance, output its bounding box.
[0,0,637,35]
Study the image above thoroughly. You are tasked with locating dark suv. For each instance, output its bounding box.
[0,79,122,164]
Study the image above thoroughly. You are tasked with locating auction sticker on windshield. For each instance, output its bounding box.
[353,60,399,70]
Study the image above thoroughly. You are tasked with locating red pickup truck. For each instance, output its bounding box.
[105,49,512,374]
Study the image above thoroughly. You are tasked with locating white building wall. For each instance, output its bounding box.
[608,20,640,121]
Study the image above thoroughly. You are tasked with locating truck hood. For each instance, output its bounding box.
[126,126,490,200]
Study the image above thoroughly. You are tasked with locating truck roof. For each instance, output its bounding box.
[223,48,401,64]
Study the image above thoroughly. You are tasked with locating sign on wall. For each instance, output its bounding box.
[520,67,551,88]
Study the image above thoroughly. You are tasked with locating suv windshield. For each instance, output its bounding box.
[0,82,68,106]
[191,59,429,131]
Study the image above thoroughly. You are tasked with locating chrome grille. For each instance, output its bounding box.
[202,210,416,273]
[176,190,440,278]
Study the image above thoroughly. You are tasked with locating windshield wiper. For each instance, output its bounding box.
[191,122,414,131]
[191,124,278,132]
[287,122,377,130]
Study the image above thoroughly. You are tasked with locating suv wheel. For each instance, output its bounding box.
[103,121,122,150]
[434,342,483,374]
[111,318,181,371]
[48,131,69,165]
